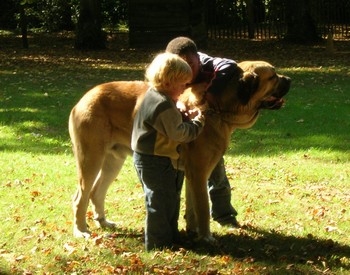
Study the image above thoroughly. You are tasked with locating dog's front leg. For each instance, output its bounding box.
[185,180,196,234]
[186,176,216,244]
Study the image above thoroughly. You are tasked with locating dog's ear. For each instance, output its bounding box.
[237,72,259,105]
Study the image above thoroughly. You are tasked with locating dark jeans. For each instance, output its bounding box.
[133,152,184,251]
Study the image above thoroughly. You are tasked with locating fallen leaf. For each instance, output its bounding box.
[324,226,338,232]
[15,255,27,262]
[86,211,94,220]
[92,235,103,245]
[64,243,77,256]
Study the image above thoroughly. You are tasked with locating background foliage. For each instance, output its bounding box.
[0,0,128,32]
[1,0,349,38]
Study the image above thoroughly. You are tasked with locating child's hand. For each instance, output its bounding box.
[192,108,205,126]
[177,101,191,121]
[189,107,201,117]
[176,101,186,112]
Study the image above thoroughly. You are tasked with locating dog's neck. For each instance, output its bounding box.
[204,87,260,129]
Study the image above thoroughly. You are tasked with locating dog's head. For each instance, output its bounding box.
[178,61,291,126]
[237,61,291,110]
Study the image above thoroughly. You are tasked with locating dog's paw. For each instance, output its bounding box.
[194,234,221,251]
[73,228,92,239]
[95,217,116,229]
[198,234,218,245]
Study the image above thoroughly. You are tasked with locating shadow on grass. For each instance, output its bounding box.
[194,225,350,272]
[0,66,144,154]
[46,226,350,273]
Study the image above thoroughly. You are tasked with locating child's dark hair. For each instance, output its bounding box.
[165,37,198,56]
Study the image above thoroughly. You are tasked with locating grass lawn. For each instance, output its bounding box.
[0,33,349,274]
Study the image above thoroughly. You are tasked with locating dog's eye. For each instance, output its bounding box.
[268,74,277,81]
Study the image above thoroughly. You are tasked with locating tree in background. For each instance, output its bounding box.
[284,0,321,43]
[101,0,128,30]
[75,0,106,49]
[2,0,349,48]
[245,0,265,39]
[0,0,18,29]
[19,0,31,48]
[40,0,75,32]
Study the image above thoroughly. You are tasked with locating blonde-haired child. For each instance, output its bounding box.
[132,52,205,250]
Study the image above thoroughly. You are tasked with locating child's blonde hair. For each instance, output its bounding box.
[145,52,192,90]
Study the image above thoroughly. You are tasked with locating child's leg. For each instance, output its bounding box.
[133,152,180,251]
[171,170,184,243]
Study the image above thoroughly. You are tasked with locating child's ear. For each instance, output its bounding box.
[237,72,259,105]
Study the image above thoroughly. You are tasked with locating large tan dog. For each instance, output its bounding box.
[69,61,291,242]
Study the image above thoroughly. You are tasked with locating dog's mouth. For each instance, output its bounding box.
[260,96,285,110]
[260,77,290,110]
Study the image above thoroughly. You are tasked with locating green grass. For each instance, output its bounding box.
[0,34,350,274]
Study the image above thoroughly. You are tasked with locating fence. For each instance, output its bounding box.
[206,0,350,40]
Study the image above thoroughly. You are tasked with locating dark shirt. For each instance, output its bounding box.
[197,52,238,94]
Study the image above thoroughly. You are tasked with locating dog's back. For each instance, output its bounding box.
[69,81,148,150]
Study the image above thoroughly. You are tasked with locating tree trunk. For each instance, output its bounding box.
[284,0,321,43]
[129,0,207,49]
[189,0,208,48]
[75,0,106,50]
[19,4,28,49]
[246,0,255,39]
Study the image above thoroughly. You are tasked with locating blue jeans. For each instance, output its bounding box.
[133,152,184,251]
[208,157,237,222]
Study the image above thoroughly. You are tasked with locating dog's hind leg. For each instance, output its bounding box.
[72,146,105,239]
[90,147,129,229]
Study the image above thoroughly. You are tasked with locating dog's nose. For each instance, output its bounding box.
[276,76,291,98]
[284,76,291,85]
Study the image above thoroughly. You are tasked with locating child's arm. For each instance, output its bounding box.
[154,104,204,143]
